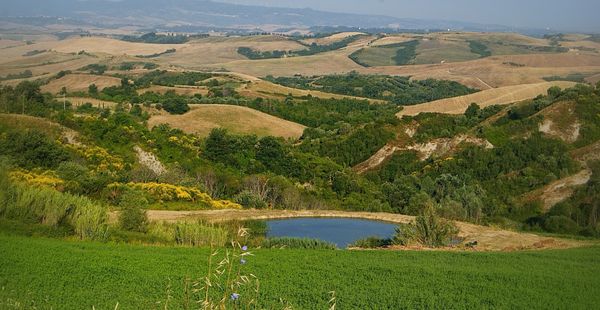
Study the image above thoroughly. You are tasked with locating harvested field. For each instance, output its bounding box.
[41,74,121,94]
[133,209,589,251]
[51,37,185,56]
[147,104,306,139]
[397,81,576,117]
[156,36,307,67]
[0,51,96,80]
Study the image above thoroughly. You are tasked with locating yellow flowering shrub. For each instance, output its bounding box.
[107,182,242,210]
[10,170,64,189]
[167,135,199,152]
[65,144,124,173]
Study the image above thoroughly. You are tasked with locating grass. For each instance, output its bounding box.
[147,104,306,139]
[1,232,600,308]
[349,40,419,67]
[468,40,492,58]
[261,237,336,250]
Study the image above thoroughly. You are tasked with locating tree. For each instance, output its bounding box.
[204,128,234,161]
[547,86,562,99]
[162,97,189,114]
[88,84,98,96]
[465,102,480,119]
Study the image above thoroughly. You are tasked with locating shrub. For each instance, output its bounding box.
[394,203,459,247]
[0,130,70,169]
[349,236,392,249]
[162,97,189,115]
[107,182,242,210]
[543,216,579,234]
[118,190,149,233]
[234,190,268,209]
[9,169,64,189]
[261,237,336,250]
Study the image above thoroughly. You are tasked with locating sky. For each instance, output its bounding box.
[219,0,600,32]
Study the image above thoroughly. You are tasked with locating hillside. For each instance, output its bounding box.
[41,74,122,94]
[147,104,307,139]
[397,81,576,116]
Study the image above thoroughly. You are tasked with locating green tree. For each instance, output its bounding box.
[162,97,189,114]
[88,84,98,96]
[465,102,481,119]
[548,86,562,99]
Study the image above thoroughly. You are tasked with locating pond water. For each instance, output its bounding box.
[265,217,397,248]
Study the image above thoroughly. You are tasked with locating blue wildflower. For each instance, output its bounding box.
[240,259,247,265]
[231,293,240,301]
[241,245,248,251]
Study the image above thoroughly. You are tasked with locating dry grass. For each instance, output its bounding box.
[0,39,25,49]
[0,50,97,81]
[138,209,588,251]
[370,35,417,47]
[65,97,119,109]
[414,38,479,64]
[301,32,365,45]
[41,74,121,94]
[147,104,306,139]
[137,85,209,96]
[397,81,577,116]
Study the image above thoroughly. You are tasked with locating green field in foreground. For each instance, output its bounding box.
[1,233,600,309]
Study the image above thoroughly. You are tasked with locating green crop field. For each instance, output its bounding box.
[1,232,600,309]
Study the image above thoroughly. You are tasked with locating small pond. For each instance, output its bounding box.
[265,217,397,248]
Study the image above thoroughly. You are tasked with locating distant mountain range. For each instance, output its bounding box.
[0,0,549,35]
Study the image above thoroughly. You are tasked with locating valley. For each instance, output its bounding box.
[1,4,600,307]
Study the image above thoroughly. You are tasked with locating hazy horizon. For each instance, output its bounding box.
[219,0,600,32]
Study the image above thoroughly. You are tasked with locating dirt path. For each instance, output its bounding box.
[134,209,590,251]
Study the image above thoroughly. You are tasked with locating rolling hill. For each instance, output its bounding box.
[147,104,306,139]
